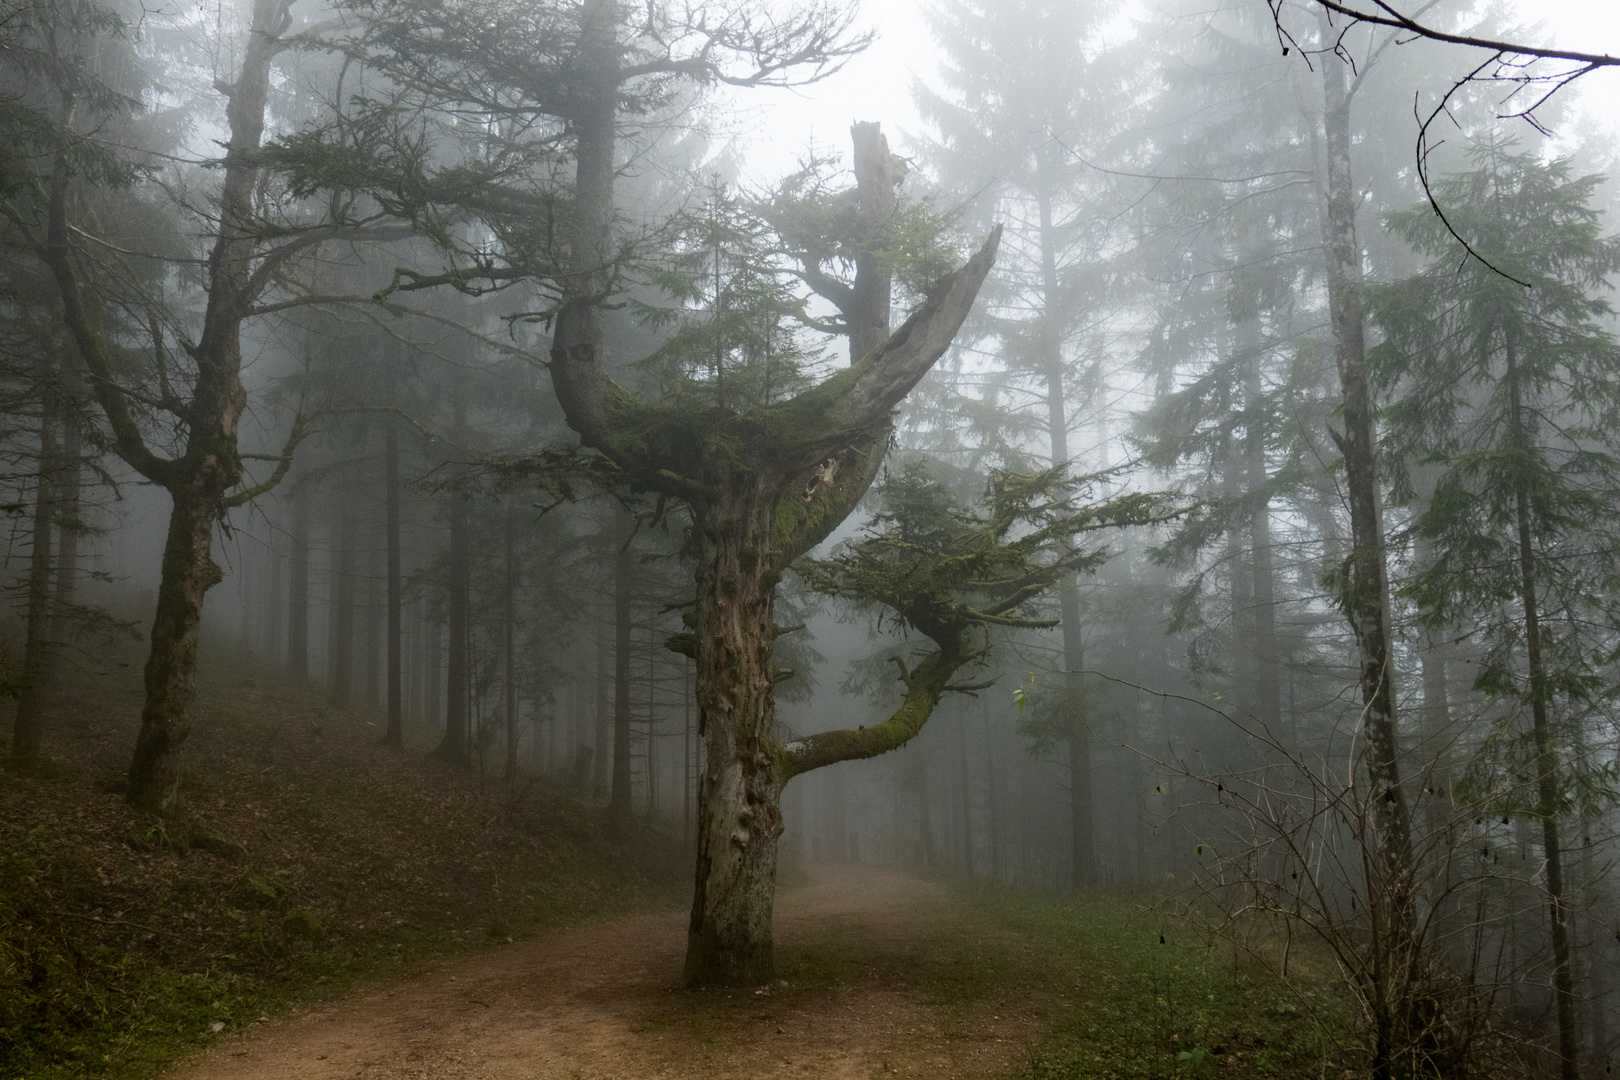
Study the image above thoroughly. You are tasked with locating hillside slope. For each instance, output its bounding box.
[1,654,685,1080]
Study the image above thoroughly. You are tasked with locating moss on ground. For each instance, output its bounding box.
[951,883,1351,1079]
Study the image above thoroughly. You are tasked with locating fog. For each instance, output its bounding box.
[6,0,1620,1074]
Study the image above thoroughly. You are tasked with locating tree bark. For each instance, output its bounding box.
[434,475,471,764]
[1506,330,1580,1080]
[503,496,519,783]
[287,482,310,679]
[1315,38,1416,1076]
[327,500,355,708]
[37,0,296,812]
[13,379,58,762]
[683,476,787,986]
[51,342,83,681]
[609,506,635,831]
[385,420,404,746]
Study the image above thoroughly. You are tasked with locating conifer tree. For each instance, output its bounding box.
[1372,143,1620,1080]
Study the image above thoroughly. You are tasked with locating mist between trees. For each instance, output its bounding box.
[4,0,1620,1075]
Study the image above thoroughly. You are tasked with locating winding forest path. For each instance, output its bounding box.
[167,866,1057,1080]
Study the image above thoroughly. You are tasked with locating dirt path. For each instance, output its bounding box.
[167,866,1054,1080]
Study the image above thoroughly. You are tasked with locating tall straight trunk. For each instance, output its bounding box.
[983,696,1001,881]
[503,497,519,783]
[426,614,442,730]
[609,506,634,831]
[958,709,975,877]
[384,421,403,746]
[327,500,355,707]
[435,478,471,763]
[1314,37,1415,1076]
[363,534,381,708]
[594,602,611,795]
[287,483,309,679]
[13,389,58,762]
[1506,331,1580,1080]
[1036,171,1096,890]
[262,522,283,666]
[1242,336,1282,739]
[51,344,83,677]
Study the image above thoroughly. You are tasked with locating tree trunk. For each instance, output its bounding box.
[958,709,975,877]
[385,420,404,747]
[434,479,471,763]
[13,385,58,762]
[503,496,519,783]
[50,343,83,682]
[1242,335,1283,740]
[328,500,355,707]
[287,483,309,679]
[683,480,785,987]
[125,487,226,811]
[609,507,634,831]
[364,529,381,709]
[1506,331,1580,1080]
[1035,169,1096,891]
[1315,37,1416,1076]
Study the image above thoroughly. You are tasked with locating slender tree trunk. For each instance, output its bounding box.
[684,481,785,986]
[363,531,381,709]
[594,601,611,795]
[434,475,470,763]
[13,387,58,762]
[1506,331,1580,1080]
[426,613,442,731]
[503,497,519,783]
[609,506,634,831]
[384,420,403,746]
[958,709,975,877]
[983,696,1001,881]
[1035,172,1096,891]
[50,344,83,681]
[328,500,354,707]
[287,483,309,679]
[1242,338,1283,740]
[1315,38,1415,1075]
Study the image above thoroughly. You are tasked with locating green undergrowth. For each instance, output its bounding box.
[0,650,687,1080]
[955,884,1352,1079]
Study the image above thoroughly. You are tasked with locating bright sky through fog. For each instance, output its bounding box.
[731,0,1620,184]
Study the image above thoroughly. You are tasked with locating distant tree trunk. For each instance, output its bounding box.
[1036,166,1096,891]
[594,601,611,795]
[426,613,442,731]
[384,420,403,746]
[1506,330,1580,1080]
[983,697,1001,881]
[503,497,519,783]
[434,478,471,764]
[13,384,58,762]
[51,345,83,680]
[609,505,634,831]
[262,521,283,666]
[287,483,309,680]
[958,709,975,877]
[1242,337,1283,740]
[364,532,381,709]
[327,499,354,708]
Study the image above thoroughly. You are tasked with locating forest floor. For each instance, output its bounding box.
[3,649,1340,1080]
[162,862,1340,1080]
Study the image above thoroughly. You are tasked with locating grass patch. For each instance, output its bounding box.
[955,884,1350,1079]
